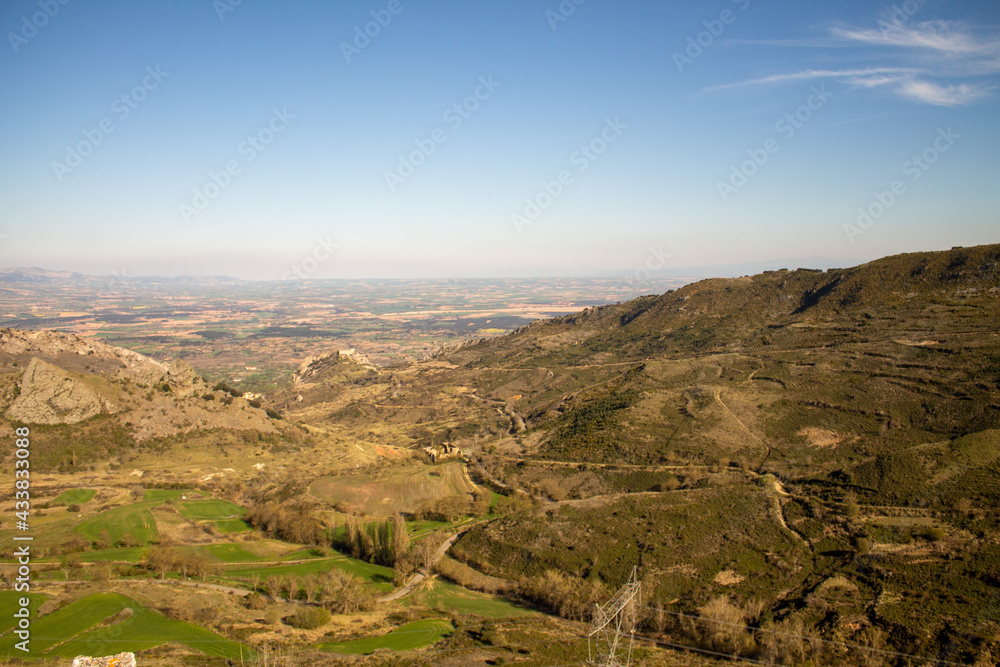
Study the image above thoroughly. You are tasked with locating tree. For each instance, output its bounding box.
[143,545,175,580]
[436,496,467,522]
[286,575,302,600]
[318,570,375,614]
[301,573,320,603]
[93,562,112,582]
[412,537,437,572]
[189,553,215,581]
[265,575,281,599]
[698,596,748,654]
[391,513,410,565]
[471,491,492,517]
[95,530,112,550]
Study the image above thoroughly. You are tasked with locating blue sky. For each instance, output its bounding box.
[1,0,998,279]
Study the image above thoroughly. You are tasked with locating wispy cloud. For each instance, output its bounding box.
[709,20,1000,106]
[896,80,990,106]
[832,21,995,57]
[703,67,918,93]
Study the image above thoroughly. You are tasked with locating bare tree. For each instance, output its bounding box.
[302,573,320,603]
[391,513,410,565]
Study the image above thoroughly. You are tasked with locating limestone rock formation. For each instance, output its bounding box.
[71,652,136,667]
[5,357,117,424]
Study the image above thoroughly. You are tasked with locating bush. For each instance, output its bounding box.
[286,606,330,629]
[244,592,267,610]
[921,526,946,542]
[67,504,81,513]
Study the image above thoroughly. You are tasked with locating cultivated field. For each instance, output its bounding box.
[309,461,477,517]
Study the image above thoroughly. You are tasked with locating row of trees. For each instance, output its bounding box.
[142,545,218,580]
[247,569,376,614]
[244,502,326,545]
[343,513,409,567]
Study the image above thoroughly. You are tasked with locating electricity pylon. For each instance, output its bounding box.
[588,566,640,666]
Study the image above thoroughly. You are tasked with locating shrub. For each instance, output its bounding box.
[286,606,330,630]
[243,592,266,610]
[922,526,946,542]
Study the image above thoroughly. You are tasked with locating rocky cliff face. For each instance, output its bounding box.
[0,327,280,440]
[5,357,117,424]
[0,328,167,384]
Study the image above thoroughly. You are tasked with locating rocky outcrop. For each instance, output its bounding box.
[0,328,167,385]
[292,350,340,386]
[6,357,117,424]
[71,652,136,667]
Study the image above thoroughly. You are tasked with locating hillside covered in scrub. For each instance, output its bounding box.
[1,244,998,665]
[291,243,1000,664]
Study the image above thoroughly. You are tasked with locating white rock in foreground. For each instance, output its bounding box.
[71,652,137,667]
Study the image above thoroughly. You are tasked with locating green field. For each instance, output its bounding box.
[0,592,47,635]
[143,488,208,501]
[52,489,96,505]
[409,580,534,618]
[0,593,130,654]
[320,618,453,654]
[213,518,252,533]
[202,543,261,563]
[226,555,393,590]
[0,593,250,659]
[73,502,159,546]
[176,499,245,520]
[48,603,250,659]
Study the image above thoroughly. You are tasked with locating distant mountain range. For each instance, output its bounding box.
[0,256,865,284]
[0,267,241,284]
